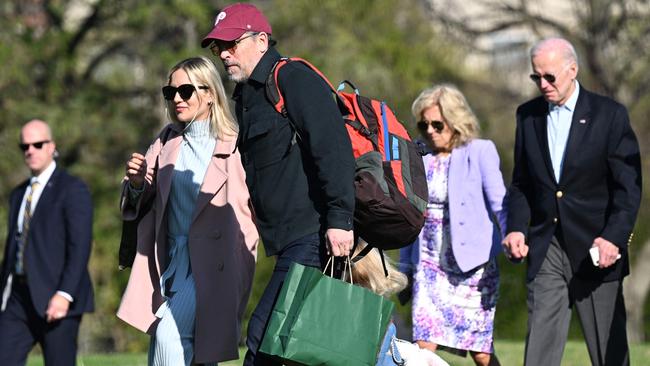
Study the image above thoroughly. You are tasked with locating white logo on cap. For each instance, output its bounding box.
[214,11,226,26]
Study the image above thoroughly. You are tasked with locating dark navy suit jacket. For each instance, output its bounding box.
[1,167,94,316]
[507,87,642,282]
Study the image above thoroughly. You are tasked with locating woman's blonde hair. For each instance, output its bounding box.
[347,241,408,297]
[165,56,238,139]
[411,84,480,149]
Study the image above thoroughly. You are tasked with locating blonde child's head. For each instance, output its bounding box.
[348,240,408,297]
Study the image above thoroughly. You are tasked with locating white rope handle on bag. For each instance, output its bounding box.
[322,256,354,285]
[323,257,335,277]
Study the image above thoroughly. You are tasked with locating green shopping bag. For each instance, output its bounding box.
[259,260,394,365]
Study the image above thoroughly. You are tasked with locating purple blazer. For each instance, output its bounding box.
[400,139,507,273]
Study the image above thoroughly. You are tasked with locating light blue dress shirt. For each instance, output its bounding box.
[547,81,580,182]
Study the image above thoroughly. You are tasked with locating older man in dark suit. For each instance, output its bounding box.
[0,119,94,366]
[502,38,642,366]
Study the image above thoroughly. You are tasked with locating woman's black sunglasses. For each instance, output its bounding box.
[162,84,209,101]
[417,120,445,133]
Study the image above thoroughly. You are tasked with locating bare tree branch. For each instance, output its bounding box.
[43,0,63,29]
[66,0,105,56]
[81,40,127,81]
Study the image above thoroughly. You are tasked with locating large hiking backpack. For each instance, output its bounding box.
[266,57,428,250]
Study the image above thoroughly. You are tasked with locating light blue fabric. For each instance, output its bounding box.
[150,268,197,366]
[150,120,217,366]
[376,323,402,366]
[167,120,216,239]
[547,81,579,182]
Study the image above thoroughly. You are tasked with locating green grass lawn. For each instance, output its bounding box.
[27,341,650,365]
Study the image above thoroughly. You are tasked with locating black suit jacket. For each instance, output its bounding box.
[1,167,94,316]
[507,86,642,282]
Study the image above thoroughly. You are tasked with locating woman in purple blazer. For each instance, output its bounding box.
[400,84,507,366]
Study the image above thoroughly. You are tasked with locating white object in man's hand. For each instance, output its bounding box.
[591,237,621,268]
[589,246,621,267]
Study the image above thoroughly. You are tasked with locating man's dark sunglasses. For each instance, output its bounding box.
[529,73,558,84]
[19,140,50,151]
[417,120,445,133]
[530,63,572,84]
[210,32,259,55]
[162,84,209,101]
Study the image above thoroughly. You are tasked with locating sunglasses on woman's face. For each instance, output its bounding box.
[162,84,209,101]
[417,120,445,133]
[19,140,50,151]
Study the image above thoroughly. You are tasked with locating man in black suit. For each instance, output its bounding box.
[0,120,94,365]
[502,38,642,366]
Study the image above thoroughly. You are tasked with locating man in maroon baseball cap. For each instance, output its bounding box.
[201,3,272,47]
[201,3,355,366]
[201,3,275,83]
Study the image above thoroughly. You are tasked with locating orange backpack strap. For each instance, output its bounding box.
[266,57,339,117]
[265,57,378,149]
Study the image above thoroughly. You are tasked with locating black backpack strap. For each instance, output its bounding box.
[378,248,388,277]
[352,244,389,277]
[351,244,373,263]
[344,119,378,148]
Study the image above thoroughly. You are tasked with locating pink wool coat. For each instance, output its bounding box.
[117,123,258,363]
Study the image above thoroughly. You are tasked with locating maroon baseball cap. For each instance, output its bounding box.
[201,3,272,48]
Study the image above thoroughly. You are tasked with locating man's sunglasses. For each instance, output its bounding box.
[19,140,50,151]
[529,73,558,84]
[162,84,209,101]
[210,32,259,55]
[417,120,445,133]
[529,63,571,84]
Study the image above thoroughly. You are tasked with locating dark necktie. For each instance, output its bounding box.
[15,181,39,275]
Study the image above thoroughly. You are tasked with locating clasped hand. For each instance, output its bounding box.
[325,228,354,257]
[502,231,528,261]
[125,152,153,190]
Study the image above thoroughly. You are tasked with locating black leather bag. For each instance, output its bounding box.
[118,192,155,270]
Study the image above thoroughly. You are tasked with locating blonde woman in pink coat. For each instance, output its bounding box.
[117,56,258,365]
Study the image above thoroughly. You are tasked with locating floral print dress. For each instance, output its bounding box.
[412,153,499,354]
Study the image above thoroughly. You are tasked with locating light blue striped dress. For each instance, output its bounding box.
[149,119,217,366]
